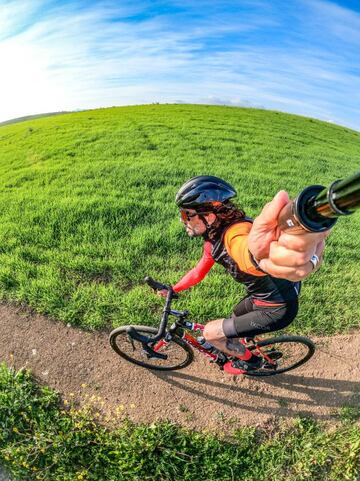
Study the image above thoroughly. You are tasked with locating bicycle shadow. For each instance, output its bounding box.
[151,368,360,419]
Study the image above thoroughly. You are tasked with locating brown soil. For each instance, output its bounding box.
[1,303,359,434]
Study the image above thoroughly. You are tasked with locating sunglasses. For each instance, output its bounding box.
[179,209,199,222]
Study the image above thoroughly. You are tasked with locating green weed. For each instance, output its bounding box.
[0,363,359,481]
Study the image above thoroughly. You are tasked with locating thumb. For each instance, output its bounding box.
[259,190,290,224]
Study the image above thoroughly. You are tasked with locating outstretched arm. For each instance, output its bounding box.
[248,191,330,282]
[157,242,215,297]
[173,241,215,292]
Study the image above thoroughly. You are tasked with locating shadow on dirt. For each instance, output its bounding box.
[152,369,360,419]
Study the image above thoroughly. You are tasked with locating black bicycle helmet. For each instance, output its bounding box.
[175,175,237,210]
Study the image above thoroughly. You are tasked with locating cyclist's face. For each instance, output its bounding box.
[180,209,214,237]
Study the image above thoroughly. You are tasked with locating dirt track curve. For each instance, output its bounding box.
[1,303,359,434]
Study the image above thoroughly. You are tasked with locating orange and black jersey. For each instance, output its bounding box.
[173,220,301,303]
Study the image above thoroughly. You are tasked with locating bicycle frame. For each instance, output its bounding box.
[110,278,315,376]
[154,316,281,370]
[129,277,279,369]
[152,318,224,363]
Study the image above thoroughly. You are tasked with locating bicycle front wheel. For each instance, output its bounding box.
[109,325,194,371]
[246,335,315,377]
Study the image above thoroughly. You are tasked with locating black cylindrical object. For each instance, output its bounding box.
[309,170,360,217]
[278,170,360,233]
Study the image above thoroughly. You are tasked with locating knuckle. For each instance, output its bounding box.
[288,274,302,282]
[288,275,300,282]
[279,235,305,252]
[295,252,310,266]
[294,267,310,280]
[296,241,308,253]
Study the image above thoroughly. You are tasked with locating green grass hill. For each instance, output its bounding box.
[0,104,359,334]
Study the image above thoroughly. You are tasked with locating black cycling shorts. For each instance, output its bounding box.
[222,295,299,339]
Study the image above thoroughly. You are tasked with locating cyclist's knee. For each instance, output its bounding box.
[203,319,226,343]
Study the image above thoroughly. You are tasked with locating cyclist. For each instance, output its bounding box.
[159,175,329,374]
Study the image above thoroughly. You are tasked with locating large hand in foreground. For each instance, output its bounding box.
[248,191,331,282]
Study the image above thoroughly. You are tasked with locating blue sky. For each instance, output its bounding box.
[0,0,359,130]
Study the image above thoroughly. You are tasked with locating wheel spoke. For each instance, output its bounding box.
[246,336,315,376]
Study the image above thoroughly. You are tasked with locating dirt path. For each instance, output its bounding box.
[1,304,359,434]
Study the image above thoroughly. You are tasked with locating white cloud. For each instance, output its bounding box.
[308,0,360,45]
[0,1,359,131]
[0,0,44,40]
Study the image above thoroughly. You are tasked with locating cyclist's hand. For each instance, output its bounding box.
[248,190,331,282]
[157,289,168,298]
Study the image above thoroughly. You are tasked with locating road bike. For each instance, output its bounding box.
[109,277,316,377]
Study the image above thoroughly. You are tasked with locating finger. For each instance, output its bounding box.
[277,231,329,252]
[316,238,325,254]
[259,258,313,282]
[258,191,290,225]
[268,241,313,268]
[312,239,326,271]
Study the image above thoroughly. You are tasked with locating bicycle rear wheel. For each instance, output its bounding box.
[109,325,194,371]
[246,335,315,377]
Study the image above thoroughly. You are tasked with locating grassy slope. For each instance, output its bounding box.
[0,104,359,334]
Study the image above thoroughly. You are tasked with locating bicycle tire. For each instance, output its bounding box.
[246,335,315,377]
[109,325,194,371]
